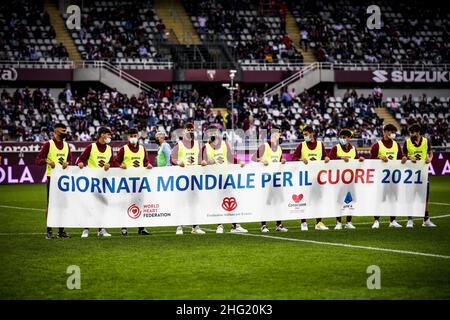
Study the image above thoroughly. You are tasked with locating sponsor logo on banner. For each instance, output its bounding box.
[288,193,306,213]
[342,192,355,211]
[127,204,142,219]
[221,197,237,212]
[142,203,171,218]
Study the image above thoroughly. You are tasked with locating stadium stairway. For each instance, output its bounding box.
[286,10,316,64]
[44,0,82,62]
[374,106,401,129]
[155,0,202,45]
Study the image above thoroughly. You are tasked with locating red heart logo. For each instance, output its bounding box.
[292,194,303,203]
[222,197,237,212]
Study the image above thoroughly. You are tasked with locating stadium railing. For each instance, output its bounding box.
[78,60,157,93]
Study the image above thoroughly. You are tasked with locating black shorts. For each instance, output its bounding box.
[46,177,50,204]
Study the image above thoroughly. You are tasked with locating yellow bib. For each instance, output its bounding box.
[178,140,200,166]
[377,140,399,160]
[123,144,145,168]
[261,142,282,163]
[406,137,428,161]
[46,140,69,176]
[87,143,112,168]
[205,142,228,165]
[300,141,323,160]
[336,144,356,159]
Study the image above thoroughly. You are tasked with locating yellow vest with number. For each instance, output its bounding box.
[123,144,145,168]
[206,142,228,165]
[377,140,399,160]
[336,144,356,159]
[88,143,112,168]
[300,141,323,160]
[178,140,200,166]
[406,137,428,161]
[46,140,69,176]
[261,142,282,163]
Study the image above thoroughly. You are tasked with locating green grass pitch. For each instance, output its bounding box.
[0,177,449,299]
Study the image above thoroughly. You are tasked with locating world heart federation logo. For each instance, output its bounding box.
[221,197,237,212]
[127,204,142,219]
[292,194,304,203]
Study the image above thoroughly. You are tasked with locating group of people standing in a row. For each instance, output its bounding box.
[37,122,436,239]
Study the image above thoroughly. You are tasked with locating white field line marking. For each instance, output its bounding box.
[208,230,450,260]
[430,202,450,206]
[0,205,45,211]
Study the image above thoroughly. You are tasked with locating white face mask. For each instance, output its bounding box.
[389,133,396,140]
[304,135,311,142]
[104,137,111,144]
[129,137,138,144]
[339,138,348,145]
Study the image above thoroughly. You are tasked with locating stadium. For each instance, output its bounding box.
[0,0,449,303]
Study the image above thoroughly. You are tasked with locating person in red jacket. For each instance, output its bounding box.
[292,126,330,231]
[35,123,72,239]
[329,129,365,229]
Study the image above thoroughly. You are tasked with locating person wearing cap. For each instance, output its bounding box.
[403,123,436,228]
[170,123,207,235]
[292,125,330,231]
[202,125,248,233]
[115,127,153,236]
[370,124,408,229]
[252,125,288,233]
[329,129,365,230]
[77,127,114,238]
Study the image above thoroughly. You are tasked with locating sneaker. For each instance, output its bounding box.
[315,222,329,230]
[81,228,89,238]
[300,222,308,231]
[260,225,269,233]
[216,224,224,234]
[191,226,205,234]
[176,226,184,235]
[57,231,71,238]
[406,219,414,228]
[345,222,356,229]
[121,228,128,236]
[422,219,437,227]
[98,228,111,237]
[334,222,343,230]
[275,224,288,232]
[371,220,380,229]
[45,230,53,239]
[138,228,150,235]
[389,220,402,228]
[231,224,248,233]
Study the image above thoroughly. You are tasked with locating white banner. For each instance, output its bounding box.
[47,160,429,227]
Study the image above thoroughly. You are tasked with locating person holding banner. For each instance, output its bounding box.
[329,129,365,229]
[76,127,114,238]
[115,128,153,236]
[370,124,407,229]
[252,126,288,233]
[170,123,207,235]
[403,124,436,228]
[292,125,330,231]
[35,123,72,239]
[203,125,248,234]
